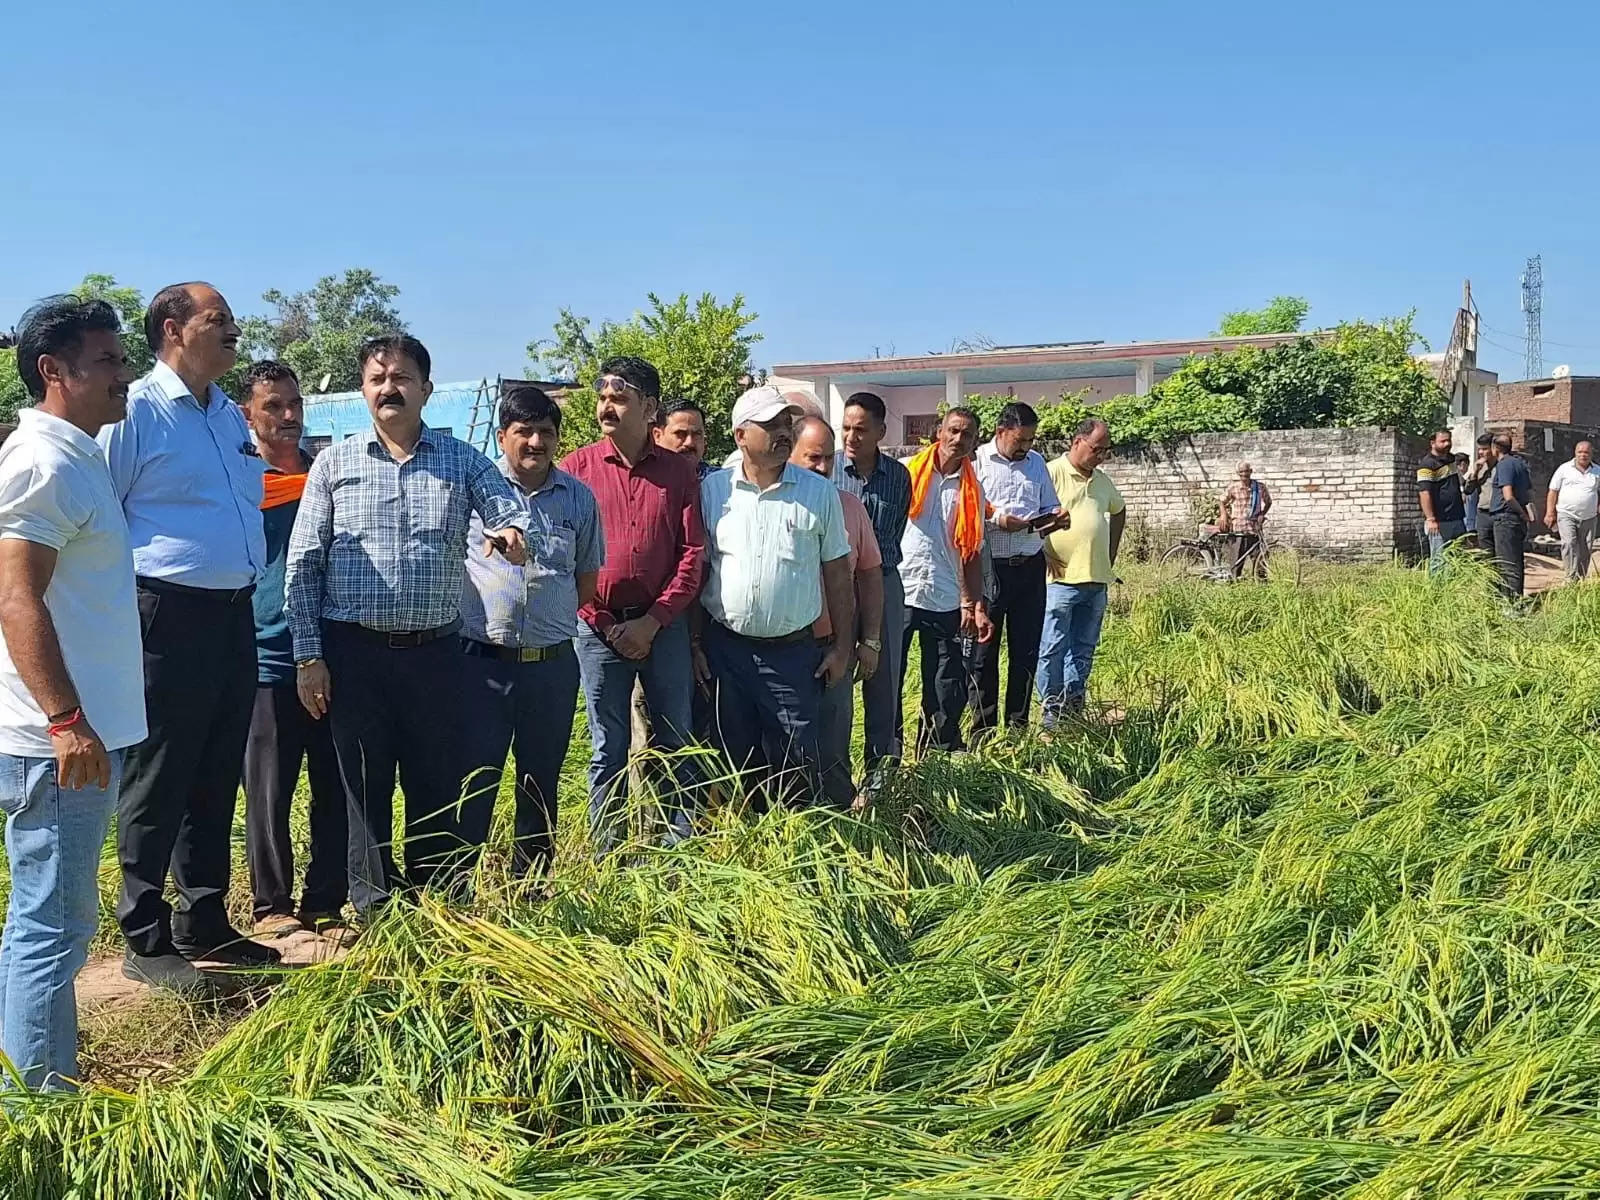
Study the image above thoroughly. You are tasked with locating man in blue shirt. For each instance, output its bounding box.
[286,335,529,919]
[458,386,603,877]
[1489,432,1535,598]
[99,282,275,992]
[236,361,347,940]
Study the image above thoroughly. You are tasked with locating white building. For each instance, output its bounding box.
[771,333,1306,445]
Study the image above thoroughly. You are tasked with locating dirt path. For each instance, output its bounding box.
[78,929,347,1013]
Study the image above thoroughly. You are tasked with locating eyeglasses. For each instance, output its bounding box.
[594,375,644,398]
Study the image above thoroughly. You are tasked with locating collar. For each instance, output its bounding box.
[1060,456,1094,483]
[733,460,800,493]
[981,440,1031,467]
[15,407,101,458]
[842,450,885,479]
[365,421,435,454]
[601,435,657,467]
[499,456,566,496]
[149,360,225,411]
[259,445,313,476]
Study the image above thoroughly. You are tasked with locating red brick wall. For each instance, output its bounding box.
[1488,378,1600,426]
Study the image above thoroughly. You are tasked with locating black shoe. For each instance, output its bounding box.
[122,950,215,995]
[176,932,282,967]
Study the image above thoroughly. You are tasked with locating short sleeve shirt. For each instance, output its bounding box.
[1416,452,1465,524]
[1548,460,1600,520]
[814,489,882,639]
[1043,457,1125,585]
[1491,455,1533,514]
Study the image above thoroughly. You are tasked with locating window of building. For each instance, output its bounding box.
[902,413,940,444]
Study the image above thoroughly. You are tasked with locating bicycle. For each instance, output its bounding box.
[1158,525,1302,585]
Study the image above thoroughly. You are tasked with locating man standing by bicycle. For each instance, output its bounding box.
[1219,463,1272,579]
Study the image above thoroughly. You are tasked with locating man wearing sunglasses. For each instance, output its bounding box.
[560,357,705,851]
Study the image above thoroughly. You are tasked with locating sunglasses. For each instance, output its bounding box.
[594,375,644,398]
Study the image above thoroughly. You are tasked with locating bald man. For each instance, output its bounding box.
[100,282,277,991]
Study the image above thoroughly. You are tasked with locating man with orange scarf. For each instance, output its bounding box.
[236,362,347,941]
[897,406,994,753]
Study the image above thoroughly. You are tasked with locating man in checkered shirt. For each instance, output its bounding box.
[285,335,528,920]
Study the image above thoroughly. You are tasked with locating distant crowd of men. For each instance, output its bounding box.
[1416,426,1600,594]
[0,284,1130,1091]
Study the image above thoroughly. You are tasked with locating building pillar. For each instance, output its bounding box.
[945,368,964,410]
[1134,359,1154,395]
[817,376,842,429]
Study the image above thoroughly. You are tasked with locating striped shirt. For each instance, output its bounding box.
[973,440,1059,559]
[701,463,850,637]
[285,424,529,661]
[835,450,911,571]
[460,463,604,649]
[98,360,266,589]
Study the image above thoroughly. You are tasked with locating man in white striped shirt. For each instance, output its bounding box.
[695,387,852,807]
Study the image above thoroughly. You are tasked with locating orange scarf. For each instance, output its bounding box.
[906,445,989,562]
[262,472,308,511]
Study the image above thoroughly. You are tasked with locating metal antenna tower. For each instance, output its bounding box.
[1520,254,1543,379]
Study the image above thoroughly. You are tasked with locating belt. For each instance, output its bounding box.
[995,552,1042,568]
[137,575,255,605]
[462,638,571,664]
[714,621,815,647]
[327,619,460,649]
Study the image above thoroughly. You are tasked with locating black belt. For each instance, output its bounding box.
[137,575,255,605]
[326,619,460,649]
[462,638,572,664]
[714,621,815,647]
[995,552,1043,568]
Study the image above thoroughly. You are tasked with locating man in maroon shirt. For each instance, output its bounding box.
[560,356,705,850]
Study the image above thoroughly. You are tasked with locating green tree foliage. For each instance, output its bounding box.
[235,268,406,395]
[529,292,762,457]
[1217,295,1310,336]
[942,315,1446,448]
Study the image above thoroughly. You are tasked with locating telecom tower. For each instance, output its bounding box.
[1520,255,1543,379]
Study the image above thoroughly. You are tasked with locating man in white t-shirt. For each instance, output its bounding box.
[1544,440,1600,581]
[0,296,145,1089]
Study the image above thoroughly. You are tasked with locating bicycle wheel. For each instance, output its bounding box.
[1258,539,1303,585]
[1159,541,1216,582]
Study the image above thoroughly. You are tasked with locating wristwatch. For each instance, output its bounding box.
[859,637,882,653]
[295,658,323,669]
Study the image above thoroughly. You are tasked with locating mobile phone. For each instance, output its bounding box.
[1027,508,1061,529]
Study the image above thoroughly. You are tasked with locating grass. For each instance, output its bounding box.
[9,553,1600,1196]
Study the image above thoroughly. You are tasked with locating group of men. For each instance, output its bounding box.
[1417,427,1600,594]
[0,283,1131,1092]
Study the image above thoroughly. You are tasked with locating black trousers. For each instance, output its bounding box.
[1232,532,1262,578]
[458,642,580,876]
[969,552,1046,731]
[900,607,969,754]
[322,622,469,916]
[117,581,257,957]
[242,682,347,920]
[1492,512,1527,598]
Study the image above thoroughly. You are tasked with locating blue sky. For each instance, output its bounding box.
[4,0,1595,384]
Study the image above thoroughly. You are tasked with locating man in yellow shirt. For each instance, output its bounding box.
[1038,418,1125,725]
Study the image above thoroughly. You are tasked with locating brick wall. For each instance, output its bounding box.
[1489,378,1600,426]
[1093,427,1429,561]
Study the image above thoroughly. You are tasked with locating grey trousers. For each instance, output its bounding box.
[1558,512,1596,581]
[817,670,855,808]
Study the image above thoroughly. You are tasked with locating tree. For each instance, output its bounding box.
[235,268,406,394]
[1217,296,1310,337]
[529,292,762,457]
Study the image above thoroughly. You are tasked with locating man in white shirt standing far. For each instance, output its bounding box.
[970,402,1063,734]
[1544,440,1600,582]
[0,296,144,1090]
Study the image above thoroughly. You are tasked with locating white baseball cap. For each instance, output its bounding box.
[731,385,803,429]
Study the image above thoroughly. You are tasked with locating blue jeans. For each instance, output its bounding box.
[576,617,696,851]
[1036,582,1109,726]
[0,749,123,1091]
[1427,518,1468,574]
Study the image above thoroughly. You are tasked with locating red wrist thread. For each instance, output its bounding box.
[47,708,85,738]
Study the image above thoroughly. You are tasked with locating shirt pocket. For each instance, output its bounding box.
[542,522,576,573]
[409,475,461,537]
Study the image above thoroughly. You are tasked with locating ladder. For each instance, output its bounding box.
[463,377,499,455]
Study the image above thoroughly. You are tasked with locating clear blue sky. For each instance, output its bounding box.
[4,0,1596,385]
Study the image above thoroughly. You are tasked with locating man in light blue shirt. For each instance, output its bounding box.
[97,282,277,992]
[458,386,603,877]
[696,387,853,807]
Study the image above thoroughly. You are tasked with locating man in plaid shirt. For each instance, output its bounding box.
[285,335,528,919]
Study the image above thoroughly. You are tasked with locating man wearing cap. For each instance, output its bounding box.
[696,388,853,806]
[560,356,705,849]
[719,388,824,469]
